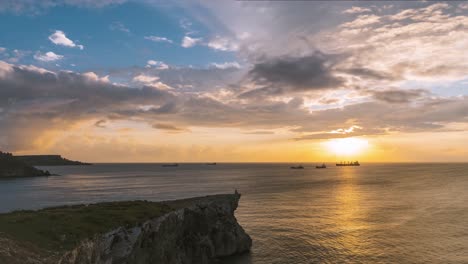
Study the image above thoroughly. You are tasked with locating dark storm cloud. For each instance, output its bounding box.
[243,52,344,97]
[370,89,428,104]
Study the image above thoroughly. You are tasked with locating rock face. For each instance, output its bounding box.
[59,194,252,264]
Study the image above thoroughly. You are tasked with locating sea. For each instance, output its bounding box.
[1,163,467,263]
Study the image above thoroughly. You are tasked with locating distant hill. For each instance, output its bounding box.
[0,152,51,178]
[15,155,91,166]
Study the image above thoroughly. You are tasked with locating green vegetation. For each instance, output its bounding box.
[15,155,91,166]
[0,200,173,253]
[0,151,50,177]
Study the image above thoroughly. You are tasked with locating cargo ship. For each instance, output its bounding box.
[336,161,360,166]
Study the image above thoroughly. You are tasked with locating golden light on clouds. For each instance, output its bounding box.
[325,138,369,157]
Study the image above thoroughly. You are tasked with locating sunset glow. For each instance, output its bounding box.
[0,1,467,162]
[325,138,369,157]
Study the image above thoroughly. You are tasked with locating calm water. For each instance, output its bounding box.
[1,163,468,263]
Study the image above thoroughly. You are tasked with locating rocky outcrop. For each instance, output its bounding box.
[58,193,251,264]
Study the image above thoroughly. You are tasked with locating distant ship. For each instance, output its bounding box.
[206,162,217,165]
[290,165,304,169]
[316,163,326,169]
[162,163,179,167]
[336,161,360,166]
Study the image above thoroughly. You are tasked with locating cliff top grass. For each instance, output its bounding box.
[0,200,174,253]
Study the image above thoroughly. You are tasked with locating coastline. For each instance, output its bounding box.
[0,193,251,264]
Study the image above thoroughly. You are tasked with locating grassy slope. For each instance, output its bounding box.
[0,201,173,253]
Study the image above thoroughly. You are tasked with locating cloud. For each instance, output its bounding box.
[82,71,109,83]
[6,49,30,63]
[152,123,189,132]
[0,61,173,150]
[181,36,202,48]
[1,59,468,152]
[243,130,275,135]
[243,52,343,97]
[342,6,372,14]
[207,36,238,51]
[370,89,428,104]
[146,60,169,69]
[144,36,173,44]
[33,51,63,62]
[294,125,381,140]
[109,21,130,33]
[48,30,84,50]
[132,73,172,90]
[341,14,381,28]
[133,74,159,84]
[94,119,107,128]
[0,47,5,53]
[210,62,241,69]
[317,3,468,83]
[460,3,468,10]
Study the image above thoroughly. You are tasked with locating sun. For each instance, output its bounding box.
[325,138,369,156]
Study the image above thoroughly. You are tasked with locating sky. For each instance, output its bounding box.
[0,0,467,162]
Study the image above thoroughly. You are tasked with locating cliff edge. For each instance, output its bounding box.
[0,193,252,264]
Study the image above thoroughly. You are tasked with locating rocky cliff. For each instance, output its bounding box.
[52,193,251,264]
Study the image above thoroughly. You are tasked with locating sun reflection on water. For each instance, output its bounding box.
[333,167,371,258]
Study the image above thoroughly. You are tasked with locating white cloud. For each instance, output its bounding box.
[132,73,172,90]
[0,47,5,53]
[48,30,84,50]
[211,62,241,69]
[151,82,173,90]
[342,6,372,14]
[34,51,63,62]
[144,35,173,44]
[7,49,30,63]
[341,14,381,28]
[82,72,109,83]
[318,3,468,83]
[146,60,169,70]
[207,37,238,51]
[181,36,201,48]
[133,74,160,84]
[0,60,14,78]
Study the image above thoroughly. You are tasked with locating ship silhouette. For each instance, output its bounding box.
[336,161,360,166]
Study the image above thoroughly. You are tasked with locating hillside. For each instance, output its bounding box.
[0,152,50,178]
[15,155,91,166]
